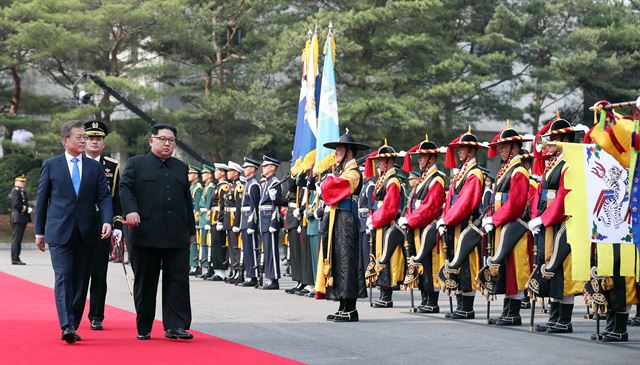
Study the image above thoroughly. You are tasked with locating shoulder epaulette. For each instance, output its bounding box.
[103,156,119,164]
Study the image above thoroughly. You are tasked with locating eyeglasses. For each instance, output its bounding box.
[151,136,177,144]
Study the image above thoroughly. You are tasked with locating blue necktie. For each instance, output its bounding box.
[71,157,80,196]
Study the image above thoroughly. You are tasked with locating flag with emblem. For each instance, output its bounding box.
[563,142,636,280]
[314,25,340,175]
[291,36,317,175]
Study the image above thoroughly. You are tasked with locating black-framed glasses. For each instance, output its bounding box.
[151,136,177,144]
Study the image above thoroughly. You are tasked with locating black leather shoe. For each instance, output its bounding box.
[371,300,393,308]
[11,261,26,265]
[61,327,77,344]
[90,320,103,330]
[208,275,224,282]
[165,328,193,340]
[296,289,310,296]
[74,333,81,341]
[240,278,258,287]
[326,312,341,321]
[137,332,151,340]
[260,281,280,290]
[334,310,359,322]
[285,284,303,294]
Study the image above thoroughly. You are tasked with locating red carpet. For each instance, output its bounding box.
[0,271,301,365]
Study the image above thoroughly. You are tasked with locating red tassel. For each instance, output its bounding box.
[445,136,461,169]
[364,150,378,179]
[532,120,553,175]
[403,144,420,172]
[487,132,501,158]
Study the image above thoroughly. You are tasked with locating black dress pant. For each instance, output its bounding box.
[132,245,192,334]
[11,223,26,262]
[88,240,110,321]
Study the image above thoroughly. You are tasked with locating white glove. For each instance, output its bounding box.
[398,216,408,229]
[366,227,371,235]
[112,229,122,240]
[247,228,255,235]
[27,207,33,214]
[200,208,208,212]
[528,217,543,235]
[366,216,372,228]
[268,188,277,201]
[216,222,224,231]
[437,218,445,227]
[204,224,211,231]
[297,226,302,234]
[268,226,277,233]
[292,208,301,219]
[232,226,241,233]
[247,213,254,223]
[483,223,494,232]
[316,182,322,196]
[438,225,447,235]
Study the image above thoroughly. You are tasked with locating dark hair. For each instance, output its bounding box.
[61,120,84,138]
[151,124,177,137]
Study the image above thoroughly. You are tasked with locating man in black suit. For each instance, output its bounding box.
[35,120,113,344]
[84,120,124,331]
[120,124,196,341]
[10,174,31,265]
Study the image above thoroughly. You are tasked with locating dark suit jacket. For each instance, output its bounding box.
[120,152,196,248]
[35,153,113,245]
[10,187,31,224]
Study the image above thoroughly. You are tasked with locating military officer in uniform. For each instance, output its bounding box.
[207,163,230,281]
[238,157,262,287]
[259,156,284,290]
[82,120,123,331]
[188,166,203,275]
[197,164,215,278]
[10,174,31,265]
[224,161,244,284]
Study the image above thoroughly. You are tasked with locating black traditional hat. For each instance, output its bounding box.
[541,118,575,138]
[323,131,369,151]
[369,138,397,159]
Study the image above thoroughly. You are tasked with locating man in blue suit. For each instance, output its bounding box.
[35,120,113,344]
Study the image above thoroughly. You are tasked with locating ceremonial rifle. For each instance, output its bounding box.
[115,222,133,296]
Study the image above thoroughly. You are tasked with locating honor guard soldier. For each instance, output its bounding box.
[10,174,31,265]
[528,117,583,334]
[207,163,230,281]
[224,161,244,284]
[358,160,376,271]
[283,172,306,295]
[238,158,262,287]
[397,135,446,313]
[364,140,404,308]
[188,166,204,275]
[320,133,369,322]
[197,164,216,278]
[437,127,486,319]
[519,148,538,309]
[479,123,532,326]
[259,156,284,290]
[83,120,123,331]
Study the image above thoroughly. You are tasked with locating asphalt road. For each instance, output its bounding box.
[2,250,639,364]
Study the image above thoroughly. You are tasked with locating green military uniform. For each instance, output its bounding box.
[196,164,216,277]
[188,165,204,274]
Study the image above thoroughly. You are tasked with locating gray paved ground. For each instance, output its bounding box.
[2,248,639,364]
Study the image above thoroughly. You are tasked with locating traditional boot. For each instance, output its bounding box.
[496,299,522,326]
[488,298,509,325]
[372,287,393,308]
[234,270,244,286]
[448,294,475,319]
[418,291,440,313]
[334,299,359,322]
[534,301,559,332]
[602,312,629,342]
[547,303,573,333]
[521,295,531,309]
[445,294,463,318]
[417,290,429,308]
[327,300,346,321]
